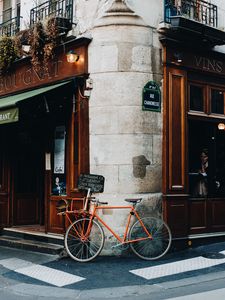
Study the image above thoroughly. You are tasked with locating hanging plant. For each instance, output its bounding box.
[0,36,18,75]
[43,17,59,67]
[28,21,46,72]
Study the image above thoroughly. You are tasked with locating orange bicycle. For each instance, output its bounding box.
[58,174,172,263]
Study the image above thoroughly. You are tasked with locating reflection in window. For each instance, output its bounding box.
[189,85,204,111]
[211,89,224,114]
[189,120,225,198]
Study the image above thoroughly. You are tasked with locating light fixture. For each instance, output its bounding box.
[218,123,225,130]
[174,52,183,63]
[66,50,79,63]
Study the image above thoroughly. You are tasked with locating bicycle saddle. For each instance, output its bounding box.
[124,198,142,203]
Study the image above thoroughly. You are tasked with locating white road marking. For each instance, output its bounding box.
[0,258,33,270]
[0,258,85,287]
[164,287,225,300]
[130,256,225,280]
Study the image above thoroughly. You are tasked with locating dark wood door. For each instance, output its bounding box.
[0,145,10,228]
[13,129,44,225]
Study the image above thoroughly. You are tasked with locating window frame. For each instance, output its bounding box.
[188,81,225,119]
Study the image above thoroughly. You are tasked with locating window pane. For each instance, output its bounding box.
[52,126,66,195]
[3,0,12,22]
[3,0,11,10]
[211,89,224,114]
[189,85,204,111]
[0,156,3,189]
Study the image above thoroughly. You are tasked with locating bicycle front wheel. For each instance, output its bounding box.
[129,217,172,260]
[65,218,105,262]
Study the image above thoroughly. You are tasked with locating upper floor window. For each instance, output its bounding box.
[3,0,12,22]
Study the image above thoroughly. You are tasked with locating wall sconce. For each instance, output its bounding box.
[174,52,183,63]
[66,50,79,63]
[218,123,225,130]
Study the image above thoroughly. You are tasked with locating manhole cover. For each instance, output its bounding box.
[202,252,225,259]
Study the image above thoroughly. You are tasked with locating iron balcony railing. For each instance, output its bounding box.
[0,16,21,36]
[164,0,218,27]
[30,0,73,27]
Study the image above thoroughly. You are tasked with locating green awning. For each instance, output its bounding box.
[0,107,19,124]
[0,81,70,125]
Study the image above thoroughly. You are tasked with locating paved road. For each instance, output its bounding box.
[1,241,225,299]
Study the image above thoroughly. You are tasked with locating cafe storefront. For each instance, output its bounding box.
[0,37,90,234]
[163,42,225,243]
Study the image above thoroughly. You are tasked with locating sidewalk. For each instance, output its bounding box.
[0,241,225,299]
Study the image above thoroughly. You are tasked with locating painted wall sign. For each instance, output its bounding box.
[0,41,89,97]
[142,81,161,112]
[165,47,225,75]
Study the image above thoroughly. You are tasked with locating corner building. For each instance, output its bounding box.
[0,0,225,253]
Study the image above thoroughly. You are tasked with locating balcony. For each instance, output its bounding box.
[0,17,21,37]
[165,0,217,27]
[30,0,73,34]
[160,0,225,47]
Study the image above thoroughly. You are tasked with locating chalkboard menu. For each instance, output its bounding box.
[142,81,161,112]
[78,174,105,193]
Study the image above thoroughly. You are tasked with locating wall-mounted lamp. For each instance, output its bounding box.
[174,52,183,63]
[66,50,79,63]
[218,123,225,130]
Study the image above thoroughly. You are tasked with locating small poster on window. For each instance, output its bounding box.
[54,126,65,174]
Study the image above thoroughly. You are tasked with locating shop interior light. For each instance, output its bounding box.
[66,50,79,63]
[218,123,225,130]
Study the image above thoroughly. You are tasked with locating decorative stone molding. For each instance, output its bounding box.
[94,0,147,27]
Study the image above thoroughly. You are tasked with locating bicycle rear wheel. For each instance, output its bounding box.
[129,217,172,260]
[65,218,105,262]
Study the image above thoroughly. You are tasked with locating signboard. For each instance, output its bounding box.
[142,81,161,112]
[0,107,18,124]
[78,174,105,193]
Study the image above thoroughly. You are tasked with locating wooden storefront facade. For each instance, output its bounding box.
[163,42,225,242]
[0,37,90,234]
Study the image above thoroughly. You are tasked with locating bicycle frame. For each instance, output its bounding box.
[87,204,153,245]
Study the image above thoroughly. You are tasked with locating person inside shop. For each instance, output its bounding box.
[193,149,208,197]
[52,176,66,195]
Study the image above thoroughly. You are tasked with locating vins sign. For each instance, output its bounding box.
[142,81,161,112]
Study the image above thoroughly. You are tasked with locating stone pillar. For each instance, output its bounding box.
[88,0,163,235]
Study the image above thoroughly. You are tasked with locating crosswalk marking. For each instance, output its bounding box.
[130,256,225,280]
[0,258,85,287]
[164,287,225,300]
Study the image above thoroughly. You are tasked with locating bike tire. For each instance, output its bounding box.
[129,217,172,260]
[64,218,105,262]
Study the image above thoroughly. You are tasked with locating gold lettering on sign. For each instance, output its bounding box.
[0,60,63,95]
[194,55,223,73]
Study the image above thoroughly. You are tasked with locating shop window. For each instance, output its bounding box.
[211,89,224,115]
[52,126,66,195]
[189,85,204,112]
[189,120,225,198]
[0,156,3,190]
